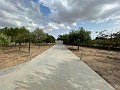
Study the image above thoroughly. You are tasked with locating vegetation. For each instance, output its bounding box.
[58,27,91,50]
[90,30,120,51]
[58,27,120,51]
[0,33,11,46]
[0,26,55,52]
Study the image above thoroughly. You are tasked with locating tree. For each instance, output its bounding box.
[58,27,91,47]
[69,30,78,45]
[57,34,69,44]
[0,26,30,46]
[75,39,80,50]
[96,30,114,51]
[32,28,47,48]
[46,34,55,43]
[0,33,11,46]
[15,34,23,50]
[0,26,55,51]
[68,27,91,45]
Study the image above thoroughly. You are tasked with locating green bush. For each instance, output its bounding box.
[0,33,11,46]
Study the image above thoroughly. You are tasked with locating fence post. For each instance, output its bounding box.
[80,51,83,60]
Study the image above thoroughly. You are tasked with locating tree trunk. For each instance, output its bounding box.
[38,43,40,49]
[78,45,79,50]
[28,42,30,53]
[108,46,111,52]
[19,43,21,50]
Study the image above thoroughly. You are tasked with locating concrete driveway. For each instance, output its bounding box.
[0,41,114,90]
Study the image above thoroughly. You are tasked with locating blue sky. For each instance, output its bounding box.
[32,0,38,3]
[0,0,120,39]
[40,4,51,16]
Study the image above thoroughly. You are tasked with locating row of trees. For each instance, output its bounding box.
[58,27,120,50]
[58,27,91,50]
[94,30,120,51]
[0,26,55,51]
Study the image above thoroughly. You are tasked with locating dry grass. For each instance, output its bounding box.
[67,45,120,90]
[0,44,54,69]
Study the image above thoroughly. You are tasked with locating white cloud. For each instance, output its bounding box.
[43,22,71,31]
[47,22,59,30]
[66,26,71,29]
[72,22,77,26]
[40,0,120,24]
[0,0,45,31]
[0,0,120,35]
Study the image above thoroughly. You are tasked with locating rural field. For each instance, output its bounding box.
[0,44,53,69]
[0,0,120,90]
[67,45,120,90]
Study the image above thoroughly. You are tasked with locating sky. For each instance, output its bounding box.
[0,0,120,39]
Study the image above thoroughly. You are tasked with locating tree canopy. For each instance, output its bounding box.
[0,26,55,46]
[58,27,91,46]
[58,27,120,51]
